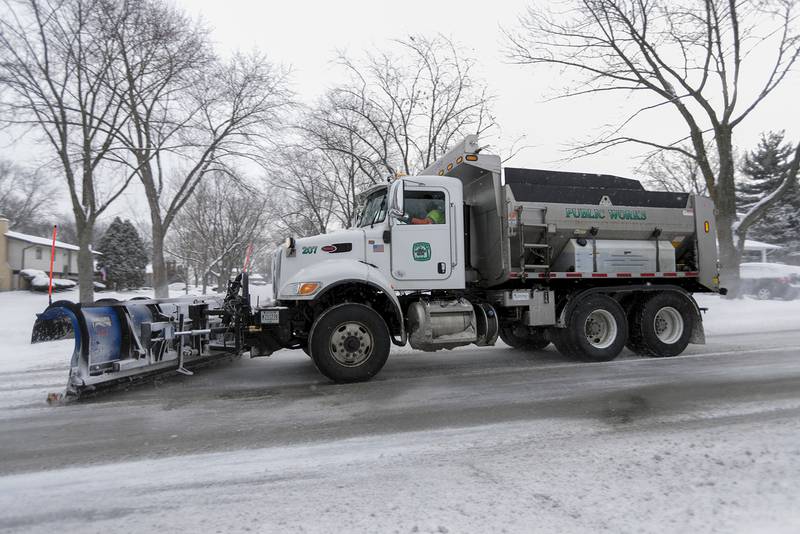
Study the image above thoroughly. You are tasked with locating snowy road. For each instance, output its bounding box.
[1,291,800,533]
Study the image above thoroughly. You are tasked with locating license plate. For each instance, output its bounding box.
[260,310,280,324]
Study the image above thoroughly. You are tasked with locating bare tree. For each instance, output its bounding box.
[506,0,800,293]
[0,0,138,302]
[103,0,291,297]
[169,170,269,292]
[267,147,336,237]
[306,34,495,178]
[640,147,718,196]
[0,160,55,231]
[285,35,494,234]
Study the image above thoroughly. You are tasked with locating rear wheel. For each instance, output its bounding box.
[309,303,390,383]
[553,294,627,362]
[499,324,550,350]
[628,292,694,358]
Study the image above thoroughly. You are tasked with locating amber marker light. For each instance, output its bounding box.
[298,282,321,296]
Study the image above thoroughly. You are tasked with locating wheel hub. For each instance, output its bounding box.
[584,309,617,349]
[343,335,361,352]
[330,321,373,367]
[653,306,684,345]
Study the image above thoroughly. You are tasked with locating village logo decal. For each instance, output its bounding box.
[412,242,431,262]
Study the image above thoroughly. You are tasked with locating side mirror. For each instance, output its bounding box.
[388,179,405,219]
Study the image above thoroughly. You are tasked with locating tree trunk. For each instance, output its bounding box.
[713,128,741,298]
[151,222,169,298]
[716,214,741,298]
[76,222,95,304]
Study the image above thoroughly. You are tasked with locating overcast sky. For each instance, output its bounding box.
[3,0,798,223]
[178,0,800,177]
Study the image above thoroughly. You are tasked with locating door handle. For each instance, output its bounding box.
[438,262,446,274]
[450,202,458,267]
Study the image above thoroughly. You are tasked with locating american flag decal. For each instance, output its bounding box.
[372,243,384,253]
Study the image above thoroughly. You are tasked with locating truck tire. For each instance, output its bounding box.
[309,303,390,383]
[499,325,550,351]
[627,292,694,358]
[553,294,627,362]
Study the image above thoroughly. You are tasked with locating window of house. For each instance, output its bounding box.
[35,247,42,260]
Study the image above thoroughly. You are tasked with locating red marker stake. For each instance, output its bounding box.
[48,225,57,305]
[242,243,253,273]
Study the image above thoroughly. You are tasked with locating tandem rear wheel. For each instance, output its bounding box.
[552,294,628,362]
[552,291,696,362]
[627,292,694,358]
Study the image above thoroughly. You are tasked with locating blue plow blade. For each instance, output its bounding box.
[31,296,235,399]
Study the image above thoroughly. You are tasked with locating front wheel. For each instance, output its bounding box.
[627,292,694,358]
[309,303,390,383]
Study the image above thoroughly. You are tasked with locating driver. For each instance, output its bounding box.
[411,199,445,225]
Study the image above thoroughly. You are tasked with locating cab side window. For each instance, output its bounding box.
[404,190,446,225]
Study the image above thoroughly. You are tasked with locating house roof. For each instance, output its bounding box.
[5,230,101,254]
[743,239,783,251]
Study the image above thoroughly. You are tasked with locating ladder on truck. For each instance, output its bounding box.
[515,205,552,272]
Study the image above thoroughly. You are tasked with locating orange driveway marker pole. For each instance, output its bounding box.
[48,225,57,305]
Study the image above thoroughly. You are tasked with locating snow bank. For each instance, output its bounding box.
[696,294,800,337]
[29,275,76,290]
[18,268,45,280]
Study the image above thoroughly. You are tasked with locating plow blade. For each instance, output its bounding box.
[32,295,238,399]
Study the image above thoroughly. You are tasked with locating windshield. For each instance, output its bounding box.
[357,188,387,228]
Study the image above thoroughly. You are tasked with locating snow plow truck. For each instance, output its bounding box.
[32,135,722,397]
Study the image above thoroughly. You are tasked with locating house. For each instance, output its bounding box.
[0,217,100,291]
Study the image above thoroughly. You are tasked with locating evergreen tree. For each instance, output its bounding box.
[736,131,800,252]
[97,218,149,289]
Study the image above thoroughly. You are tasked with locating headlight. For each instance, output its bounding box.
[281,281,322,297]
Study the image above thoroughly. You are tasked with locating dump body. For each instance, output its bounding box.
[422,135,719,292]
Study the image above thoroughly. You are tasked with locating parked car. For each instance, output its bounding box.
[739,262,800,300]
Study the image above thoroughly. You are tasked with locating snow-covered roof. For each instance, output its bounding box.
[4,230,101,254]
[743,239,783,251]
